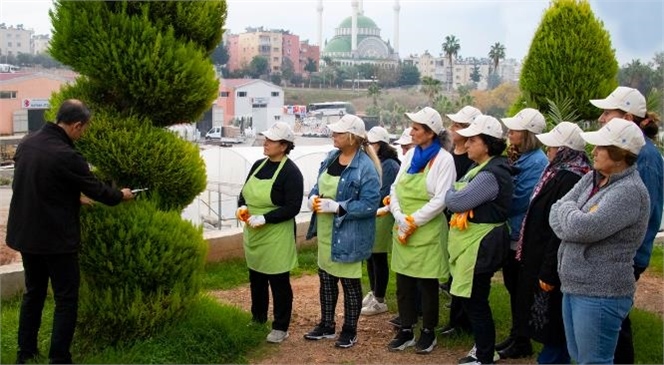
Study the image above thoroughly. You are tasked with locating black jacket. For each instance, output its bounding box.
[6,123,123,254]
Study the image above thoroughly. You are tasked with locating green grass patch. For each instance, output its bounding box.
[632,308,664,364]
[648,244,663,277]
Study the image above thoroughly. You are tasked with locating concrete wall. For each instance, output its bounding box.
[0,218,316,299]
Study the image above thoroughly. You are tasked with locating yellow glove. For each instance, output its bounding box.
[235,205,249,223]
[382,195,391,207]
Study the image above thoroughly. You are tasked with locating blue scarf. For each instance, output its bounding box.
[407,138,440,174]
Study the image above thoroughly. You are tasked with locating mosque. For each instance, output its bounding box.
[318,0,400,68]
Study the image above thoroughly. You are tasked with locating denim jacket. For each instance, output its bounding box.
[509,149,548,242]
[306,149,380,263]
[634,139,664,269]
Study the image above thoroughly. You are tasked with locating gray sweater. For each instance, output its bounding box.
[550,165,649,298]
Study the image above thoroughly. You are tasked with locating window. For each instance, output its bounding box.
[17,42,21,47]
[219,91,229,97]
[271,91,279,97]
[274,115,281,120]
[7,42,12,47]
[0,91,18,99]
[237,91,247,97]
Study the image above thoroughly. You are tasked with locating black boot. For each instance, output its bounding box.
[495,336,514,352]
[498,338,533,359]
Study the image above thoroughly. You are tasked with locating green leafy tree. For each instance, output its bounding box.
[442,35,460,91]
[249,56,269,78]
[518,0,618,120]
[280,57,295,86]
[421,76,442,105]
[488,42,506,75]
[210,42,229,66]
[47,0,226,343]
[470,64,482,83]
[399,64,420,86]
[367,82,381,108]
[618,59,659,97]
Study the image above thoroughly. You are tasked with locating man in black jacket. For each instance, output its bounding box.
[6,99,134,364]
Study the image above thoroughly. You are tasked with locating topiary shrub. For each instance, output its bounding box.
[518,0,618,120]
[78,199,207,343]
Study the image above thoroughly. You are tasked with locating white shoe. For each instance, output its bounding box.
[361,291,375,307]
[361,298,388,316]
[466,344,500,362]
[266,329,289,343]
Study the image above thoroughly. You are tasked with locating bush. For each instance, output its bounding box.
[518,0,618,120]
[78,199,207,343]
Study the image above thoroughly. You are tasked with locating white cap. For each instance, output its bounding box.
[394,127,413,145]
[367,126,390,144]
[501,108,546,133]
[536,122,585,151]
[405,107,443,134]
[328,114,366,138]
[580,118,645,155]
[260,122,295,142]
[457,115,504,139]
[590,86,646,118]
[447,106,482,124]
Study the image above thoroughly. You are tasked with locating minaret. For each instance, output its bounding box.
[393,0,400,56]
[317,0,323,48]
[359,0,364,15]
[351,0,358,52]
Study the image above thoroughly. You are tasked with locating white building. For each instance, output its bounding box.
[218,79,285,133]
[0,25,33,57]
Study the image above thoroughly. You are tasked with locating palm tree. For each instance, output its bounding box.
[367,82,381,108]
[442,35,460,91]
[420,76,441,105]
[488,42,506,76]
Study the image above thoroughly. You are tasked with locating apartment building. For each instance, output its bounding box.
[0,25,33,56]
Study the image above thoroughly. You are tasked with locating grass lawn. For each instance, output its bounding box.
[2,243,662,364]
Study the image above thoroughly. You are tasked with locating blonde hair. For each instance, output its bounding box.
[516,130,543,153]
[347,133,383,185]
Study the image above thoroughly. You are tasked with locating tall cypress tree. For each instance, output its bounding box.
[519,0,618,120]
[47,1,227,343]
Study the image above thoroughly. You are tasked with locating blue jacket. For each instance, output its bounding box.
[306,149,380,263]
[634,139,664,269]
[509,149,548,242]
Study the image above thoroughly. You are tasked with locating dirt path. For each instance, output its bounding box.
[210,272,663,365]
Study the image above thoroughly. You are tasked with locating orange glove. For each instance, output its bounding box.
[539,279,555,292]
[235,205,250,223]
[382,195,391,207]
[450,210,473,230]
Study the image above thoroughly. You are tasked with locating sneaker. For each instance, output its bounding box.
[439,324,457,336]
[361,298,388,316]
[415,328,437,354]
[266,329,289,343]
[388,316,401,328]
[303,323,335,340]
[334,330,358,348]
[465,344,500,363]
[361,291,375,307]
[458,355,481,364]
[388,328,416,351]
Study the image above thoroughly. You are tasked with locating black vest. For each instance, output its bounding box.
[469,156,513,224]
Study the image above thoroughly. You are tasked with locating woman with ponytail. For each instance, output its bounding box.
[304,114,381,349]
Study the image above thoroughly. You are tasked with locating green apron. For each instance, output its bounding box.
[390,158,448,279]
[242,158,298,274]
[448,158,501,298]
[316,170,362,279]
[373,213,394,253]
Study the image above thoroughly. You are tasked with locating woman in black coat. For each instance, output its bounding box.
[515,122,590,364]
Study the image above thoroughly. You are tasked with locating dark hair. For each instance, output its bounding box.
[281,141,295,155]
[375,141,399,162]
[633,112,660,140]
[478,134,508,156]
[418,123,452,151]
[603,145,638,166]
[56,99,92,125]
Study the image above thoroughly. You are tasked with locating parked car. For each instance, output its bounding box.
[205,126,222,139]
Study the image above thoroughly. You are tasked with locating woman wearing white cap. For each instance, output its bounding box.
[497,108,548,359]
[444,115,513,365]
[590,86,663,364]
[515,122,591,364]
[303,114,381,349]
[386,107,455,354]
[236,122,304,344]
[361,127,401,316]
[393,127,415,156]
[550,118,650,364]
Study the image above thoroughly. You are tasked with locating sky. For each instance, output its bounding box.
[1,0,662,65]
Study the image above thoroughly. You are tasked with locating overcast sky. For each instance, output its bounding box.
[1,0,662,65]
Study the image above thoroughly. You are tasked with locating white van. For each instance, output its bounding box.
[205,126,222,139]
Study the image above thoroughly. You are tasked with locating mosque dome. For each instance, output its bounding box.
[338,15,379,30]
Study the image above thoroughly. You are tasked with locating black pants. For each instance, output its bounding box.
[396,273,439,330]
[318,268,362,333]
[460,272,495,364]
[18,252,80,364]
[448,277,472,330]
[249,269,293,331]
[614,266,645,364]
[366,252,389,298]
[502,248,528,340]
